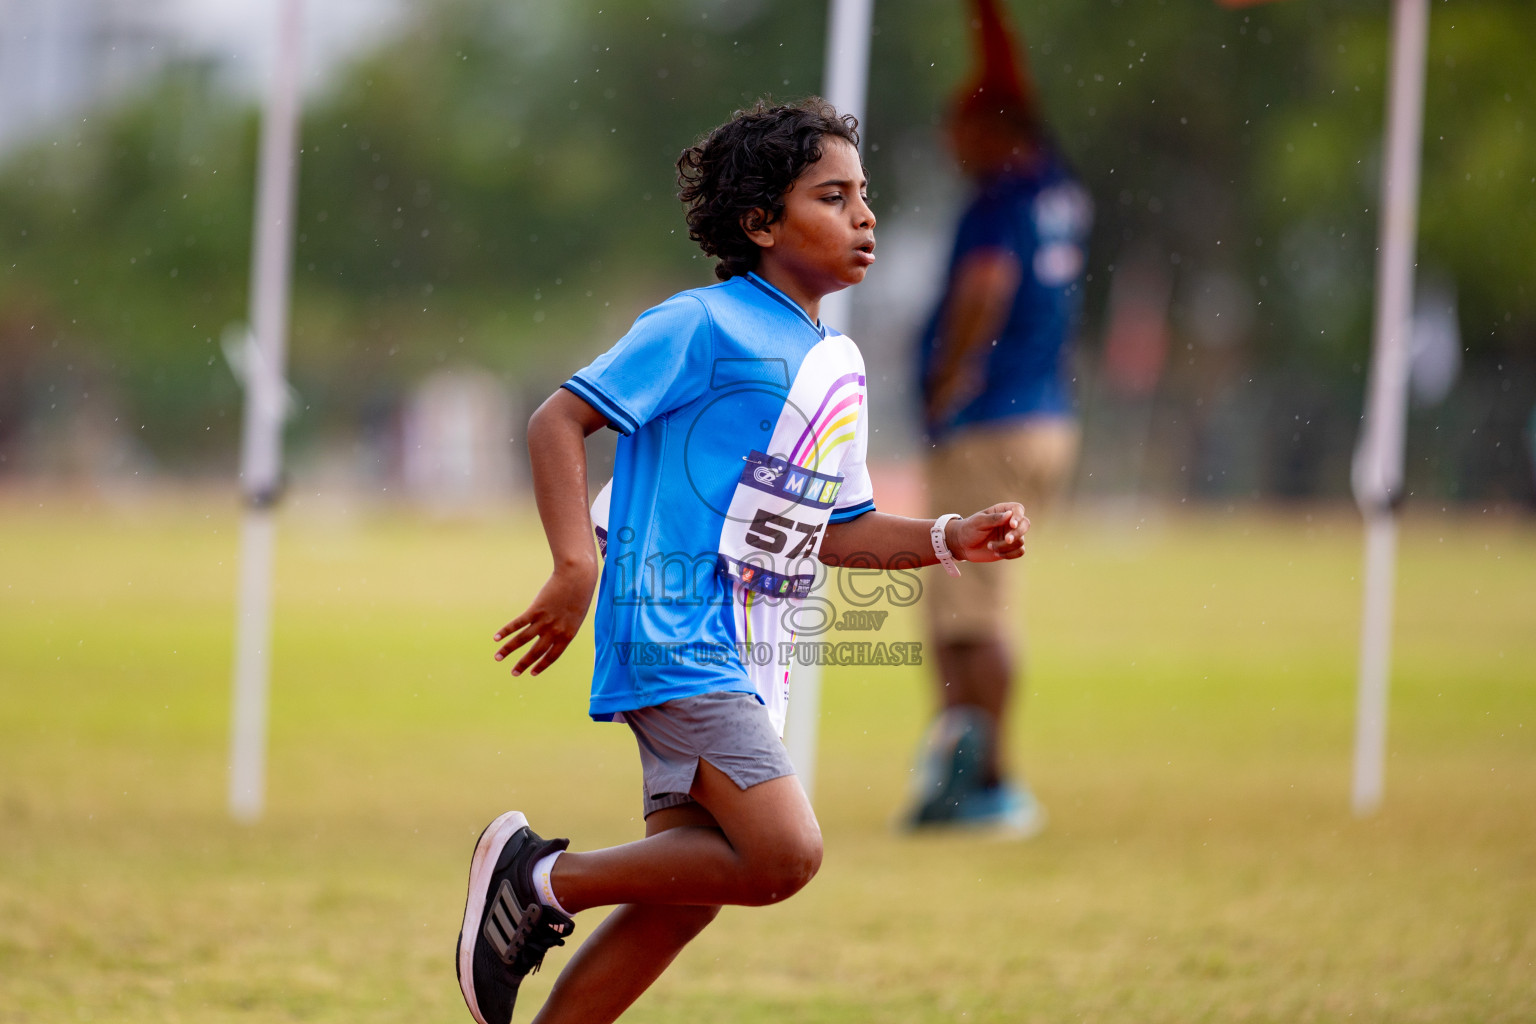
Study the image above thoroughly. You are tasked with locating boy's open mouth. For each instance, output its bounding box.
[854,239,876,264]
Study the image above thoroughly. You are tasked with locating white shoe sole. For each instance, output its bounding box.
[992,802,1048,841]
[457,810,528,1024]
[896,801,1048,841]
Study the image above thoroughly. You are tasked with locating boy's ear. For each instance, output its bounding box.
[740,208,775,249]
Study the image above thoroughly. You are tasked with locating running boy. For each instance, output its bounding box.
[457,98,1029,1024]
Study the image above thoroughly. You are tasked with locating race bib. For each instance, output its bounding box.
[717,451,843,599]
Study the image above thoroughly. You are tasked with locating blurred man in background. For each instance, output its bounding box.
[906,0,1093,835]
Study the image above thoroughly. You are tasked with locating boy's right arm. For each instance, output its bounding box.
[493,389,610,677]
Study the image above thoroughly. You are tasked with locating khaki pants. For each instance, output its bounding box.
[922,418,1079,643]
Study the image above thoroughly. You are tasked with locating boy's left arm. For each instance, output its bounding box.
[819,504,1028,569]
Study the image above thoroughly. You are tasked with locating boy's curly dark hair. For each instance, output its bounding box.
[677,98,861,281]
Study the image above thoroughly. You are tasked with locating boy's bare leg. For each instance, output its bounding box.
[530,761,821,1024]
[529,805,720,1024]
[531,902,720,1024]
[552,760,823,912]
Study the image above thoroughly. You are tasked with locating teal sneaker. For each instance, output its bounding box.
[902,707,1048,838]
[950,781,1048,839]
[903,706,992,827]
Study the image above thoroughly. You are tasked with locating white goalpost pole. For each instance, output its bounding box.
[816,0,873,340]
[785,0,874,801]
[230,0,305,823]
[1349,0,1429,817]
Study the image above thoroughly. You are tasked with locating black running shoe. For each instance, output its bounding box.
[456,811,576,1024]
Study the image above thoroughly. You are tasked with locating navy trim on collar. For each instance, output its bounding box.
[744,273,826,337]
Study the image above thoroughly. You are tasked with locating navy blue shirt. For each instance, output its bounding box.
[918,148,1093,438]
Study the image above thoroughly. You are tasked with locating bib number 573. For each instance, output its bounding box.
[745,509,822,559]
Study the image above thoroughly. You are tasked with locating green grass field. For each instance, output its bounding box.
[2,487,1533,1023]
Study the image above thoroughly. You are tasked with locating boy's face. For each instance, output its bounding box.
[745,137,876,300]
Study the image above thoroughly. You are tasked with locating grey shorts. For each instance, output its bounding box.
[622,691,797,817]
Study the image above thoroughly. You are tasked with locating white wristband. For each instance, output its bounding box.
[931,513,962,577]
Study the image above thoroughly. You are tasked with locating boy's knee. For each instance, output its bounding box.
[748,833,823,905]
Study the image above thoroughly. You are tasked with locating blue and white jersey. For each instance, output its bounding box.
[564,272,876,734]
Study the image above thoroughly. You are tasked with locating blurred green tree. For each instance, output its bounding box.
[0,0,1530,490]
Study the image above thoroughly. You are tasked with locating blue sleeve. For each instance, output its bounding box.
[563,293,713,435]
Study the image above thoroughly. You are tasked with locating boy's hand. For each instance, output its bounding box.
[493,564,599,677]
[949,502,1029,564]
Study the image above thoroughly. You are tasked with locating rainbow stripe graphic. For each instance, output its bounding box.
[788,372,866,473]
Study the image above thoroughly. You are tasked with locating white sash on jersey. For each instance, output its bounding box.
[715,450,841,599]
